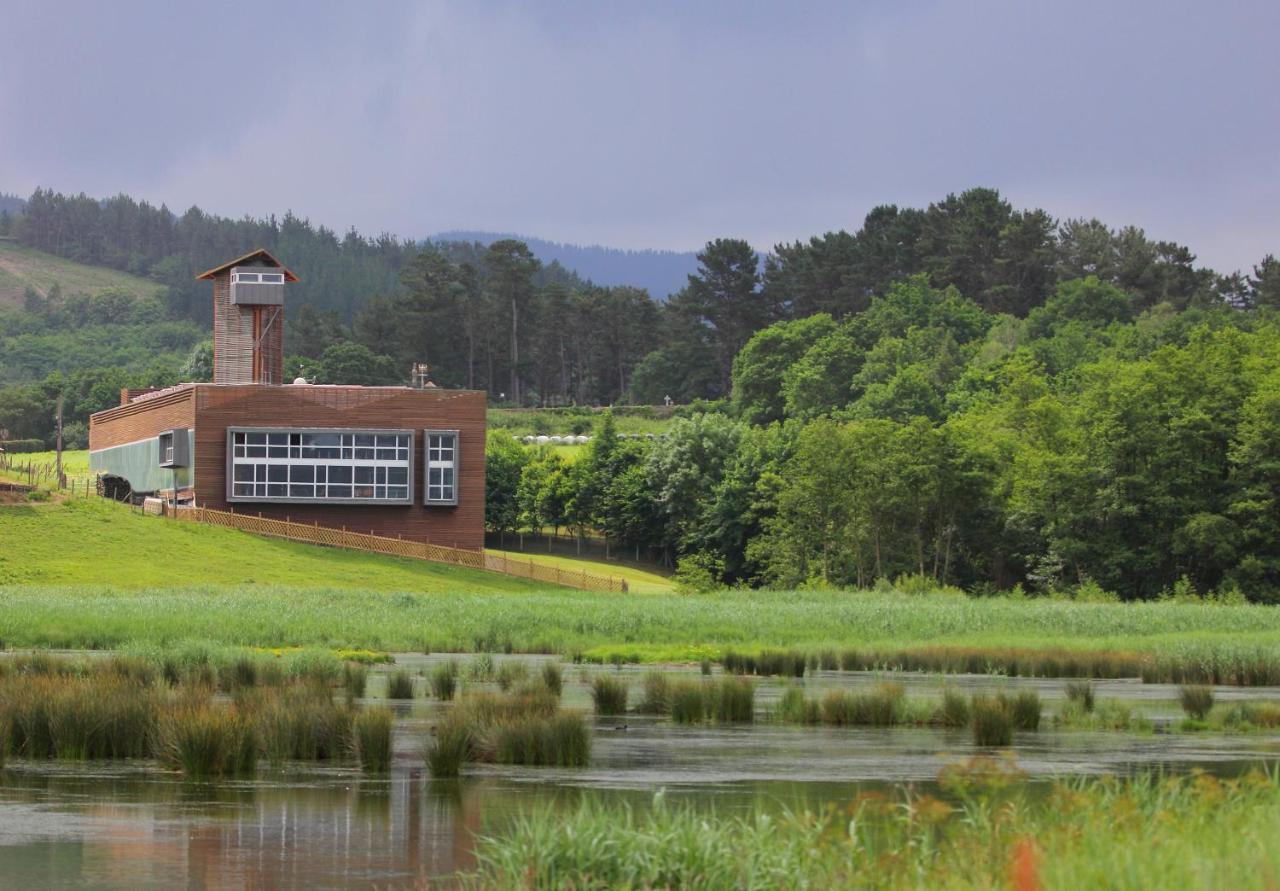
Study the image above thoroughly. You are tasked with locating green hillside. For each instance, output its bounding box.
[0,240,166,305]
[0,497,540,593]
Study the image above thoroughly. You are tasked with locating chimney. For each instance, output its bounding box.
[196,249,297,385]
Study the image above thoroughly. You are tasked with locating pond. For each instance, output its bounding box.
[2,697,1278,889]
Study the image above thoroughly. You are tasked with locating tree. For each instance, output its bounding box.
[485,240,540,405]
[1249,255,1280,310]
[731,314,837,424]
[485,431,528,539]
[312,342,400,385]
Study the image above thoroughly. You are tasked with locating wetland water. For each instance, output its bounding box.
[2,664,1279,888]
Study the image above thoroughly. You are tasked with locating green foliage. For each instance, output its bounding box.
[352,707,393,773]
[589,674,628,715]
[1178,684,1215,720]
[1065,680,1096,712]
[430,661,460,700]
[385,670,415,700]
[970,696,1013,746]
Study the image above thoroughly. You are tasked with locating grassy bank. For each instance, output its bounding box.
[468,764,1280,890]
[0,497,541,592]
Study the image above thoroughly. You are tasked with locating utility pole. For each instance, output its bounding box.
[55,394,64,490]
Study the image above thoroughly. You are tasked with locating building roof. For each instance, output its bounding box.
[194,248,300,282]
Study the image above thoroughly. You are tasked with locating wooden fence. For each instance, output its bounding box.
[176,505,629,593]
[0,453,95,495]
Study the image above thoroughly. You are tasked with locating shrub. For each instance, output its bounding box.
[352,707,393,773]
[970,696,1013,747]
[1065,680,1095,712]
[673,551,724,594]
[430,661,460,701]
[637,672,671,715]
[591,675,628,716]
[700,659,713,676]
[386,670,415,700]
[1179,685,1214,720]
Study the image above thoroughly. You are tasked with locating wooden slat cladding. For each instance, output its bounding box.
[89,388,197,450]
[212,272,255,384]
[193,384,486,550]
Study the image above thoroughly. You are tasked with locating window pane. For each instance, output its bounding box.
[289,465,314,483]
[327,485,352,498]
[354,467,374,485]
[267,465,287,483]
[329,465,352,484]
[388,467,407,485]
[234,465,254,482]
[289,484,313,498]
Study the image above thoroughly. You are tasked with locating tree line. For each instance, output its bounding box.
[487,274,1280,602]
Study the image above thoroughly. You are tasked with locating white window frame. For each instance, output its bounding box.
[159,432,175,466]
[231,270,285,284]
[423,429,459,505]
[226,427,414,505]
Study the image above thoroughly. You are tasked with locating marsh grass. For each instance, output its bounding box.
[540,661,563,698]
[1065,680,1096,712]
[669,679,708,724]
[1179,684,1215,720]
[352,706,393,773]
[342,663,368,700]
[0,674,156,760]
[723,649,805,678]
[820,683,905,727]
[466,654,495,681]
[774,686,821,724]
[1004,690,1042,731]
[249,685,351,763]
[590,675,628,715]
[970,695,1013,746]
[1222,702,1280,730]
[386,670,415,700]
[495,661,529,692]
[430,661,460,700]
[668,678,755,723]
[713,677,755,723]
[937,688,970,727]
[636,671,671,715]
[468,765,1280,890]
[157,702,257,778]
[426,689,587,775]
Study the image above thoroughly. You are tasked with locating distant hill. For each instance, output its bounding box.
[0,240,167,306]
[429,230,698,299]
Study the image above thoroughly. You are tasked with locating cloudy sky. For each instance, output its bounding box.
[1,1,1276,273]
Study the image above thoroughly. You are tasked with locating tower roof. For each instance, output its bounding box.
[195,248,299,282]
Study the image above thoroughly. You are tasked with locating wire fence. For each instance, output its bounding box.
[0,453,96,494]
[176,505,629,593]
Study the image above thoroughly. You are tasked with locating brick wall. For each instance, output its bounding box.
[90,388,197,450]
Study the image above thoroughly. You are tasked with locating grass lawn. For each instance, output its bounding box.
[486,547,673,593]
[1,449,91,477]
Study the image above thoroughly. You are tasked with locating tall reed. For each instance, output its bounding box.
[156,701,258,778]
[1179,684,1214,720]
[343,663,369,700]
[353,706,393,773]
[386,670,415,700]
[540,661,563,698]
[431,661,460,700]
[970,695,1013,746]
[637,671,671,715]
[591,675,628,715]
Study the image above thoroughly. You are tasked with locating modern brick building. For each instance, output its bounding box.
[89,249,486,549]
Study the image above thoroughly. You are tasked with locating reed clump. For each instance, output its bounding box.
[636,671,671,715]
[714,677,755,723]
[723,649,805,678]
[668,677,756,724]
[495,661,529,692]
[425,689,589,776]
[970,695,1013,746]
[1179,684,1215,721]
[774,686,821,724]
[386,670,416,700]
[937,688,970,728]
[248,685,352,763]
[1065,680,1095,712]
[820,683,905,727]
[352,706,393,773]
[540,661,563,698]
[156,701,258,778]
[590,675,629,715]
[670,679,708,724]
[0,673,157,760]
[431,661,460,700]
[342,663,369,700]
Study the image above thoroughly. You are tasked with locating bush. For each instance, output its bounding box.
[1179,685,1214,720]
[0,439,44,453]
[970,696,1013,747]
[430,661,460,701]
[673,552,724,595]
[352,707,393,773]
[386,670,415,700]
[591,675,629,716]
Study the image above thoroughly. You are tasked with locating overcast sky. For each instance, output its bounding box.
[1,1,1276,273]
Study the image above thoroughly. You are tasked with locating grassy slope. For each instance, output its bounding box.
[0,241,166,305]
[0,498,539,593]
[486,547,673,593]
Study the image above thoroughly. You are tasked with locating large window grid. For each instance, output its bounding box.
[424,430,459,505]
[228,429,412,504]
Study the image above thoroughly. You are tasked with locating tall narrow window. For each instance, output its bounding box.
[424,430,459,505]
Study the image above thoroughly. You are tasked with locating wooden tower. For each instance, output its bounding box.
[196,249,297,385]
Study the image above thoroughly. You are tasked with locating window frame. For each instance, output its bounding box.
[423,428,460,506]
[226,426,414,506]
[158,428,189,468]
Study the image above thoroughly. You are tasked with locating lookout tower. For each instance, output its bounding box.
[196,248,298,385]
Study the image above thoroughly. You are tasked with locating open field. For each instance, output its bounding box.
[0,241,167,305]
[487,407,676,438]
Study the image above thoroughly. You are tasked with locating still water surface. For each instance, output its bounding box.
[2,714,1278,889]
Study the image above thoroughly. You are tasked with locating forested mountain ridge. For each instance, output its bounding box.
[430,230,697,299]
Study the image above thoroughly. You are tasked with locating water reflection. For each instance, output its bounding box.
[1,719,1278,889]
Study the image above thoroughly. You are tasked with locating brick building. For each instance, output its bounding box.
[89,249,485,549]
